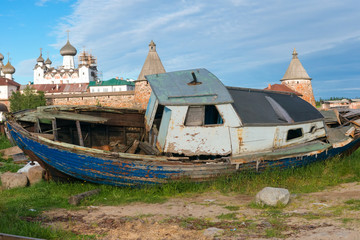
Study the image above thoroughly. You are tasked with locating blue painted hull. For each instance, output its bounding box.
[6,121,360,186]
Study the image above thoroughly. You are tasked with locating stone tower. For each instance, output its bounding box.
[134,40,166,109]
[281,49,315,107]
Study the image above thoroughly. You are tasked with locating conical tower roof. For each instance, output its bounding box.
[137,40,165,80]
[281,49,311,81]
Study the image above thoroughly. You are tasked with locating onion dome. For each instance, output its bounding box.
[37,54,44,62]
[45,57,52,65]
[2,61,15,74]
[0,52,3,61]
[60,40,77,56]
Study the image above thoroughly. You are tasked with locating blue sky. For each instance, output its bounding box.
[1,0,359,99]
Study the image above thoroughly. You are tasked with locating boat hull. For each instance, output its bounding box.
[6,121,360,186]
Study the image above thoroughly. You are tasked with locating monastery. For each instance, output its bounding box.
[33,35,98,85]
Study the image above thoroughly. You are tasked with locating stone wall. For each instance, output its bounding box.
[134,80,152,109]
[46,91,136,108]
[282,80,316,107]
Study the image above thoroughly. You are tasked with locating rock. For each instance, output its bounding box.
[1,146,23,158]
[255,187,290,206]
[1,171,28,189]
[203,227,224,237]
[27,166,45,185]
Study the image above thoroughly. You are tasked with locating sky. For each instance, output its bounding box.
[0,0,359,100]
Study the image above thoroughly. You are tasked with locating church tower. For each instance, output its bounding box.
[281,49,315,107]
[134,40,166,109]
[60,32,77,69]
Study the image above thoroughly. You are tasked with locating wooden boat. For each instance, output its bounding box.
[6,69,360,186]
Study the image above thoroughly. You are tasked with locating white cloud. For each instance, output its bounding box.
[44,0,360,97]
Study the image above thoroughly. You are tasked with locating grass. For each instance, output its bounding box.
[0,134,22,174]
[0,131,359,239]
[224,205,240,211]
[217,213,238,220]
[344,199,360,210]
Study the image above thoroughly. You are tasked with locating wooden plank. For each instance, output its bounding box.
[351,119,360,127]
[52,119,58,141]
[125,140,140,154]
[34,118,41,133]
[333,109,342,125]
[76,121,84,147]
[138,141,160,156]
[0,233,44,240]
[68,189,101,205]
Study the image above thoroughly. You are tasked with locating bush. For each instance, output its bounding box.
[9,86,46,112]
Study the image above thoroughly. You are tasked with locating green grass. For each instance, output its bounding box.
[224,205,240,211]
[0,134,21,174]
[216,212,238,220]
[344,199,360,210]
[0,135,359,239]
[0,134,12,149]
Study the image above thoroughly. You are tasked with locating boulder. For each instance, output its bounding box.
[27,166,45,185]
[255,187,290,206]
[1,172,28,189]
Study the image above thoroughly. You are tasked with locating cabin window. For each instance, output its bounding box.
[185,105,223,126]
[286,128,303,141]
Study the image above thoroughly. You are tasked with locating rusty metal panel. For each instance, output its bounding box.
[145,69,233,106]
[273,121,326,149]
[237,127,277,153]
[163,106,231,156]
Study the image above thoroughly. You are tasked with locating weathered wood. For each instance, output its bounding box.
[333,109,342,125]
[0,233,45,240]
[31,133,55,140]
[351,119,360,127]
[126,140,140,154]
[345,126,356,138]
[68,189,101,206]
[167,156,189,161]
[139,141,160,155]
[76,120,84,146]
[52,119,58,141]
[34,118,41,133]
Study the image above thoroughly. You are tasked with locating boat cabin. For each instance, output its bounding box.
[145,69,326,158]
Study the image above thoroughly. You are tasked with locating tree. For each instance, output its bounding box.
[9,86,46,112]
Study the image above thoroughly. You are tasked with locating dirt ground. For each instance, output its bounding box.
[42,182,360,239]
